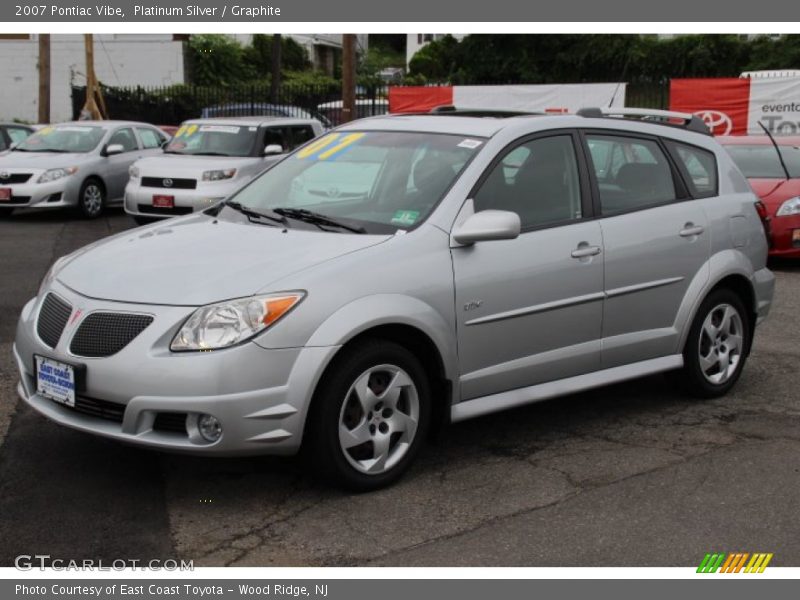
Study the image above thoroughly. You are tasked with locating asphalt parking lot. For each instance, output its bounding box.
[0,208,799,567]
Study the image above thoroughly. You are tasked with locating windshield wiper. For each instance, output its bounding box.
[226,201,288,226]
[190,152,233,157]
[16,148,69,153]
[273,208,367,234]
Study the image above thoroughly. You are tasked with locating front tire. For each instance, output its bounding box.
[679,289,750,398]
[306,340,431,491]
[77,178,105,219]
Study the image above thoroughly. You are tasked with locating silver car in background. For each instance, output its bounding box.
[124,117,324,224]
[0,121,168,218]
[14,108,774,490]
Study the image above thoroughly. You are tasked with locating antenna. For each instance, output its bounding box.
[758,121,791,180]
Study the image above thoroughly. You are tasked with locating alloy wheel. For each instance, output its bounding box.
[698,303,744,385]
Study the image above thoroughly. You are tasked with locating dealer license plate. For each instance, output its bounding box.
[0,188,11,202]
[153,194,175,208]
[35,355,76,407]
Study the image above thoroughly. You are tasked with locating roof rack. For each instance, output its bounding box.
[427,105,545,118]
[577,107,711,135]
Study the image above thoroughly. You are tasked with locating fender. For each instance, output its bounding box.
[674,248,757,352]
[304,293,460,395]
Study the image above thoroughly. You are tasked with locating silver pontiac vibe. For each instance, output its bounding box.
[14,108,775,490]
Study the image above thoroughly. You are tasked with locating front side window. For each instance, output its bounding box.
[166,123,258,157]
[474,135,582,229]
[223,131,483,233]
[108,128,138,152]
[586,135,677,216]
[15,125,105,153]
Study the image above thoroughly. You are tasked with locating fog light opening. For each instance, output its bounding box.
[198,413,222,443]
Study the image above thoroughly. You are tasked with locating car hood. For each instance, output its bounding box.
[135,154,263,177]
[56,214,391,305]
[748,178,800,212]
[0,151,94,169]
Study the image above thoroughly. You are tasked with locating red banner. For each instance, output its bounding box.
[388,87,454,114]
[670,78,751,136]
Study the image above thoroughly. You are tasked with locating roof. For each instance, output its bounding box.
[184,116,319,127]
[717,135,800,146]
[339,114,538,137]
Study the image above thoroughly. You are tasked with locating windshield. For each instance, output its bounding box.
[166,123,258,157]
[222,130,484,233]
[15,125,105,153]
[725,144,800,178]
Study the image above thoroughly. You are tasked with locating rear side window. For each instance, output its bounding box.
[137,127,164,149]
[669,142,718,197]
[586,135,677,216]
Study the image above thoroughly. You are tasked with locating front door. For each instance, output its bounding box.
[452,132,605,401]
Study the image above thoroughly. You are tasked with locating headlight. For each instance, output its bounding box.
[37,256,68,297]
[170,292,304,352]
[776,197,800,217]
[37,167,78,184]
[202,168,237,182]
[129,165,140,178]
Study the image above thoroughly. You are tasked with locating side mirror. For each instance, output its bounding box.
[452,210,521,246]
[105,143,125,156]
[263,144,284,156]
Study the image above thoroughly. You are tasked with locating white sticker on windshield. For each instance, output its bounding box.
[248,126,258,131]
[458,139,483,149]
[199,125,241,134]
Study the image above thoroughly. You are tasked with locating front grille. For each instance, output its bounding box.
[137,204,193,216]
[153,412,188,434]
[141,177,197,190]
[70,396,125,423]
[70,313,154,358]
[1,195,31,205]
[0,173,32,184]
[37,293,72,348]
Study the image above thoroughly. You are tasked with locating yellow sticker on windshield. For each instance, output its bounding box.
[317,133,366,160]
[185,124,199,137]
[296,133,341,159]
[38,126,54,136]
[174,125,188,138]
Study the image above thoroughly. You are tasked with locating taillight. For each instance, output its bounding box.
[754,201,773,247]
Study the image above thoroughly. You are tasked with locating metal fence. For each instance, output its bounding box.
[71,79,670,126]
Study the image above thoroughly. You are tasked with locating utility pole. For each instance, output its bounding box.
[38,34,50,124]
[81,34,107,120]
[341,34,356,123]
[270,34,282,104]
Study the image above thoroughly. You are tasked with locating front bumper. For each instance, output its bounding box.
[767,214,800,258]
[13,283,339,456]
[124,180,238,219]
[0,177,80,210]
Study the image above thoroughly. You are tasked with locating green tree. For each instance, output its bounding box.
[245,34,311,76]
[186,34,254,86]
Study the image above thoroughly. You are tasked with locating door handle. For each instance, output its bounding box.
[571,245,601,259]
[679,223,705,237]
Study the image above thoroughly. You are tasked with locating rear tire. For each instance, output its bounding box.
[305,340,431,491]
[679,288,750,398]
[77,178,105,219]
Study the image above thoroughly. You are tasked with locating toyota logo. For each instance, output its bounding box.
[162,178,173,188]
[0,172,9,180]
[694,110,733,135]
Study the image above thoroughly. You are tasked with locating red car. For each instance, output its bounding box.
[718,135,800,258]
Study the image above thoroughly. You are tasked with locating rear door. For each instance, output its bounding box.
[452,131,605,400]
[583,131,711,368]
[104,127,141,200]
